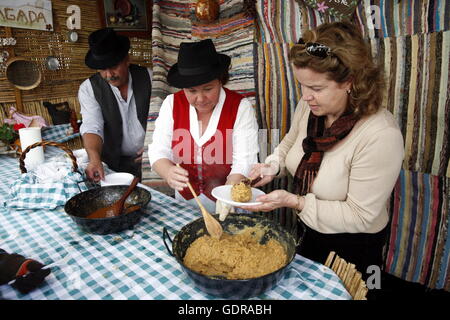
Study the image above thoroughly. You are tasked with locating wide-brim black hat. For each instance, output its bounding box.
[85,28,130,70]
[167,39,231,88]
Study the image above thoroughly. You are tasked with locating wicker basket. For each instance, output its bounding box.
[19,140,78,173]
[5,57,42,90]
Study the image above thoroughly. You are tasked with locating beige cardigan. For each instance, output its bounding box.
[265,100,404,234]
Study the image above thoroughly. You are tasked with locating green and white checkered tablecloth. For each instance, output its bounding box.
[0,149,351,300]
[41,123,80,144]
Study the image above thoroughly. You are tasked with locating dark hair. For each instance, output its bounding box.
[289,21,385,116]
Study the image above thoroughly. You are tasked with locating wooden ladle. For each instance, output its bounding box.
[176,164,223,239]
[87,176,140,219]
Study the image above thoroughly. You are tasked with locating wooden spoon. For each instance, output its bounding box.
[176,163,223,239]
[87,176,140,219]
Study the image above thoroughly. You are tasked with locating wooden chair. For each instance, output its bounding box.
[324,251,368,300]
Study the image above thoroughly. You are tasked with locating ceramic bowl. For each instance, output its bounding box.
[100,172,134,187]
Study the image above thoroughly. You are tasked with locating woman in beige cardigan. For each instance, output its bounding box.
[243,21,404,277]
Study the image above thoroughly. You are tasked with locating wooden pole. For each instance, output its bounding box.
[4,27,24,112]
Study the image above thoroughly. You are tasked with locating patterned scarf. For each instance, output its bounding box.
[294,111,360,195]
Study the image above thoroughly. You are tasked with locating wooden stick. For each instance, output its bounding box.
[337,260,346,279]
[343,264,356,287]
[341,262,351,285]
[354,283,367,300]
[175,163,223,239]
[331,256,341,272]
[354,286,362,300]
[324,253,369,299]
[325,251,335,267]
[349,272,362,298]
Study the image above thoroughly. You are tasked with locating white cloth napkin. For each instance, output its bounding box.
[31,149,90,183]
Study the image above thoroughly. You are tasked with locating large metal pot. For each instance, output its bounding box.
[65,185,151,235]
[163,214,297,299]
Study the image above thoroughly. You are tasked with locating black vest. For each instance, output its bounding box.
[89,64,151,172]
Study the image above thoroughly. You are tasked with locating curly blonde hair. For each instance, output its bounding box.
[289,21,384,116]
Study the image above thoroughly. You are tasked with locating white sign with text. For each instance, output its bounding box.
[0,0,53,31]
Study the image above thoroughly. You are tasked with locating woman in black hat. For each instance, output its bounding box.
[149,39,259,215]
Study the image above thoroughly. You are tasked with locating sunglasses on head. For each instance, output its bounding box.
[297,38,332,58]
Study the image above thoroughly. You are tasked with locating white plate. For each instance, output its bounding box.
[211,185,265,206]
[101,172,133,186]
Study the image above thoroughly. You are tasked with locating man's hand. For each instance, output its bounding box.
[82,133,104,182]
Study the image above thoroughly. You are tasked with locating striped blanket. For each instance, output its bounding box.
[386,170,449,290]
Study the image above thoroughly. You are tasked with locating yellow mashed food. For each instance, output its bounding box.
[183,227,287,280]
[231,181,252,202]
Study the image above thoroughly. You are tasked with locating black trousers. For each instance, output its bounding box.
[296,221,387,280]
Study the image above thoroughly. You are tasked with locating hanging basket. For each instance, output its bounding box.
[5,56,42,90]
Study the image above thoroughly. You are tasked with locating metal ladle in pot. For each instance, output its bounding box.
[87,176,140,219]
[176,163,223,239]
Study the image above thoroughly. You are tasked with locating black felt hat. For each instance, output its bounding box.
[85,28,130,70]
[167,39,231,88]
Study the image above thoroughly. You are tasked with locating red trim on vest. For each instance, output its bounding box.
[172,88,243,201]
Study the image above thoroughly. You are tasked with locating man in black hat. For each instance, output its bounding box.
[78,28,152,181]
[148,39,258,218]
